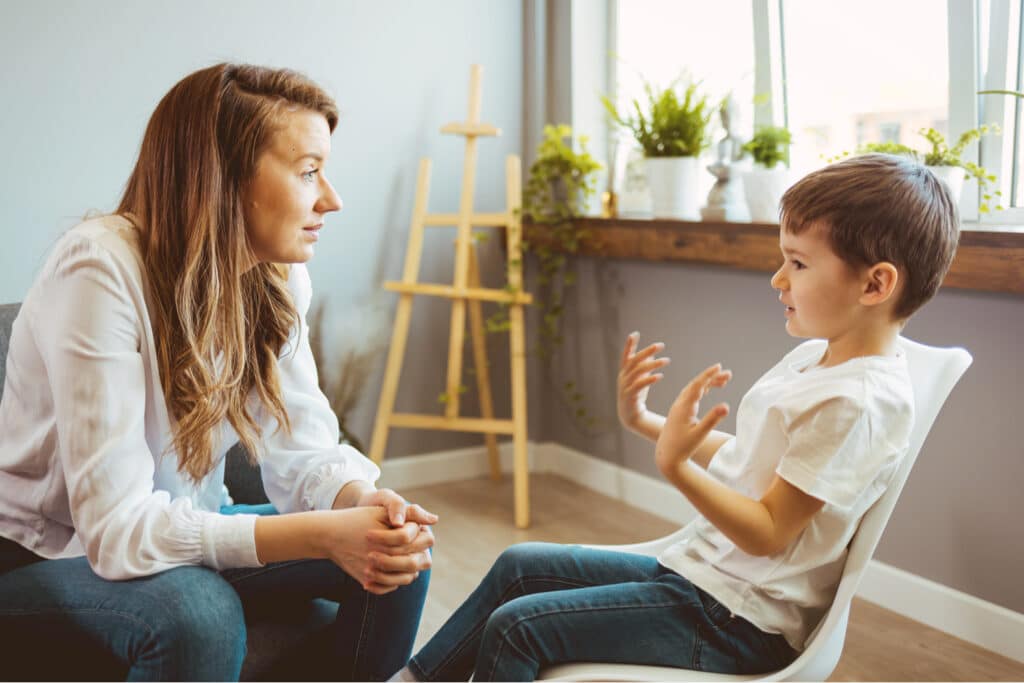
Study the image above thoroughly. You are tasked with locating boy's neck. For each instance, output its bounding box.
[818,320,903,368]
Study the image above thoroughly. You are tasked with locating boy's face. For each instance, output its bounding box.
[771,223,867,340]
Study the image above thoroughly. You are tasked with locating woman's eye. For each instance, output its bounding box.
[302,169,319,182]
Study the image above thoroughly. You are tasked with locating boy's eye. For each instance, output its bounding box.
[792,259,806,270]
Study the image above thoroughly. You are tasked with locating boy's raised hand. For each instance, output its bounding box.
[655,363,732,477]
[617,332,670,435]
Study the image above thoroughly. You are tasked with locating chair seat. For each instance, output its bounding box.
[541,662,767,682]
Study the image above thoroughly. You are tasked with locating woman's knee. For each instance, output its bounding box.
[144,566,246,656]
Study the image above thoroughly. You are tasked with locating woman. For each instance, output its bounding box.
[0,63,434,681]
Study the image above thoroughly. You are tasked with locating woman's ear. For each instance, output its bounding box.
[860,262,899,307]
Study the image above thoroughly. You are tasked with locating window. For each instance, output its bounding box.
[610,0,1024,224]
[615,0,755,116]
[780,0,949,177]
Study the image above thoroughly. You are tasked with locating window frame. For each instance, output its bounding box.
[605,0,1024,227]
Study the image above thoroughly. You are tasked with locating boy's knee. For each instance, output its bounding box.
[492,542,557,580]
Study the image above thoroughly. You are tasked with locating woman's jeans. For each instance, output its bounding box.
[0,504,430,681]
[410,542,797,682]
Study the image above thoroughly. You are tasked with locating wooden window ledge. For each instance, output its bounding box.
[522,217,1024,296]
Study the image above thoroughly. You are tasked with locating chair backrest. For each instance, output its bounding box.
[774,336,973,681]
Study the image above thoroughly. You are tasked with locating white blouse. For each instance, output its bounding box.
[0,215,380,579]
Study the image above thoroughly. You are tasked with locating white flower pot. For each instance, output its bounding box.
[927,165,966,203]
[742,165,794,223]
[645,156,701,220]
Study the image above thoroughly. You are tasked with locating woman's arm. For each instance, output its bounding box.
[258,265,437,522]
[254,506,433,594]
[35,236,258,579]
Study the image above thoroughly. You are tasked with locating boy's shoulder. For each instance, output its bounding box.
[761,340,913,422]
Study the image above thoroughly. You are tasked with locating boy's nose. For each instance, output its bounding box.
[770,266,786,290]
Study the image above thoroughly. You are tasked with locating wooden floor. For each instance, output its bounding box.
[402,473,1024,682]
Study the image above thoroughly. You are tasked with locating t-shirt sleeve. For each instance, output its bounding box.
[774,395,895,509]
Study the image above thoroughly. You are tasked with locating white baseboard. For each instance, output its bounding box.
[857,559,1024,663]
[379,440,1024,663]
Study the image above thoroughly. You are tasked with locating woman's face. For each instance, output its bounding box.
[243,108,341,265]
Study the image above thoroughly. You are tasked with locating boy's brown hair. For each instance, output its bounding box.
[779,153,960,319]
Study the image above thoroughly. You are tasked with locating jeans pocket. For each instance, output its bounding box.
[696,588,735,630]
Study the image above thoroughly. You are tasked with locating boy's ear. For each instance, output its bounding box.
[860,262,899,307]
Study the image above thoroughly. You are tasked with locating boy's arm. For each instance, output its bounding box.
[664,464,824,556]
[618,334,731,469]
[625,412,730,470]
[656,363,824,555]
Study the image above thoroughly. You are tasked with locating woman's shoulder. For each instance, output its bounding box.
[45,214,144,285]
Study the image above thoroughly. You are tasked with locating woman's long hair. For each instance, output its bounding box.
[117,63,339,483]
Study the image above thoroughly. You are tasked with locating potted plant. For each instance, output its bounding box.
[518,124,601,358]
[602,78,713,219]
[852,125,1003,212]
[741,125,793,223]
[488,124,602,427]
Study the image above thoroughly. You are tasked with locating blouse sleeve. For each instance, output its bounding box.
[256,264,381,514]
[32,237,260,580]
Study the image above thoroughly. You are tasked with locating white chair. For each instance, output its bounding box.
[540,337,972,682]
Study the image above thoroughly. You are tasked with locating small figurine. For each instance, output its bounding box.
[701,95,750,221]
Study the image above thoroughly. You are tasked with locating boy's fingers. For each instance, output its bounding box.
[621,333,637,366]
[627,374,663,395]
[696,403,730,436]
[634,342,665,363]
[625,357,669,385]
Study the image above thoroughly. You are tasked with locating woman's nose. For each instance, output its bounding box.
[317,177,342,214]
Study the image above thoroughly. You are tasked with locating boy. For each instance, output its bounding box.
[393,154,960,682]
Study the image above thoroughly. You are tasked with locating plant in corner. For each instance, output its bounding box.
[508,123,601,360]
[492,123,601,428]
[602,77,713,219]
[741,125,793,223]
[843,125,1003,213]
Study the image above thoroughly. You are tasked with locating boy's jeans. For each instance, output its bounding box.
[0,503,429,681]
[410,542,797,682]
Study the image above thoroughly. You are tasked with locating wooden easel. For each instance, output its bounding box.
[369,65,533,528]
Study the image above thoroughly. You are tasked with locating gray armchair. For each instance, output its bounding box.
[0,303,337,680]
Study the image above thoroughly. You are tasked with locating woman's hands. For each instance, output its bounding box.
[617,332,671,440]
[356,487,438,527]
[655,363,732,480]
[319,506,434,595]
[326,483,438,594]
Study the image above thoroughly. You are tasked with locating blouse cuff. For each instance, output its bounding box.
[305,446,382,511]
[200,512,262,569]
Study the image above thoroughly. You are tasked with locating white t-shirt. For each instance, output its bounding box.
[658,340,914,651]
[0,215,380,579]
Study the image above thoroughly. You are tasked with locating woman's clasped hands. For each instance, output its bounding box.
[325,485,438,595]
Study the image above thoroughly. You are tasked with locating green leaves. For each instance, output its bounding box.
[742,126,792,169]
[602,78,713,158]
[852,125,1004,213]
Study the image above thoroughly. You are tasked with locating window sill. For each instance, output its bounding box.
[522,217,1024,296]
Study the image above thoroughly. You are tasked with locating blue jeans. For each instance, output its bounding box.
[0,504,430,681]
[409,542,796,682]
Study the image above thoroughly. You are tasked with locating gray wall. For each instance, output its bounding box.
[0,0,524,458]
[3,0,1019,615]
[543,257,1024,613]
